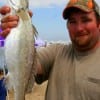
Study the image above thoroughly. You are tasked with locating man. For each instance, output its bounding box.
[0,0,100,100]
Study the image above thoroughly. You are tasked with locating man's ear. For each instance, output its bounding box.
[97,19,100,30]
[66,20,69,28]
[99,21,100,32]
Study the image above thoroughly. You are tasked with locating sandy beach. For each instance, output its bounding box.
[8,81,47,100]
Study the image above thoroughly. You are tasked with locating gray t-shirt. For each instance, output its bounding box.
[35,43,100,100]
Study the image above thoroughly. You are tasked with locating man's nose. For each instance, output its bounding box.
[76,22,84,32]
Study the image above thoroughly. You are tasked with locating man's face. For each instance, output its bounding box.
[67,10,100,51]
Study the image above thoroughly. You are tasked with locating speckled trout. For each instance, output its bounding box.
[5,0,37,100]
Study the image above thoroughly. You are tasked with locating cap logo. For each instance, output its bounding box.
[87,0,93,9]
[69,0,94,9]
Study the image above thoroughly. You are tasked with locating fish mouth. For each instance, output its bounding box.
[9,0,21,11]
[9,0,28,11]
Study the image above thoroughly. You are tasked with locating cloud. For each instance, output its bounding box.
[29,0,67,8]
[29,0,100,8]
[0,0,100,8]
[0,0,67,8]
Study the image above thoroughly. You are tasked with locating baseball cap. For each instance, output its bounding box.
[63,0,100,19]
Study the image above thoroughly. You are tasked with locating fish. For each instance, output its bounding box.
[4,0,37,100]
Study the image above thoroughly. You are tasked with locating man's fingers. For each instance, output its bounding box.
[28,11,33,17]
[1,15,19,23]
[0,28,10,38]
[0,6,11,15]
[1,21,18,30]
[1,15,19,30]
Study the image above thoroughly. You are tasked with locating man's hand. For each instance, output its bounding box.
[0,6,33,38]
[0,6,19,38]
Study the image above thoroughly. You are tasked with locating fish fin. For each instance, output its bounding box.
[32,24,38,38]
[4,72,13,91]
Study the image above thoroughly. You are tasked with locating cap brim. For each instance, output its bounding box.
[63,5,92,19]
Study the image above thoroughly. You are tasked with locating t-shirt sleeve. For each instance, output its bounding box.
[35,44,59,84]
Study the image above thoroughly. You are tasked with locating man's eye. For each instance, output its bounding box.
[82,18,92,23]
[69,20,76,24]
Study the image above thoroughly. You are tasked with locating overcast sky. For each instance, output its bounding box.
[0,0,67,7]
[0,0,99,42]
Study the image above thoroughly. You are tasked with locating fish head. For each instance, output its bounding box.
[8,0,29,12]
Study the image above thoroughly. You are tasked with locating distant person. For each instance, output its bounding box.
[0,69,7,100]
[0,0,100,100]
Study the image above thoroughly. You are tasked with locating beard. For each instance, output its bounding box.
[71,33,99,52]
